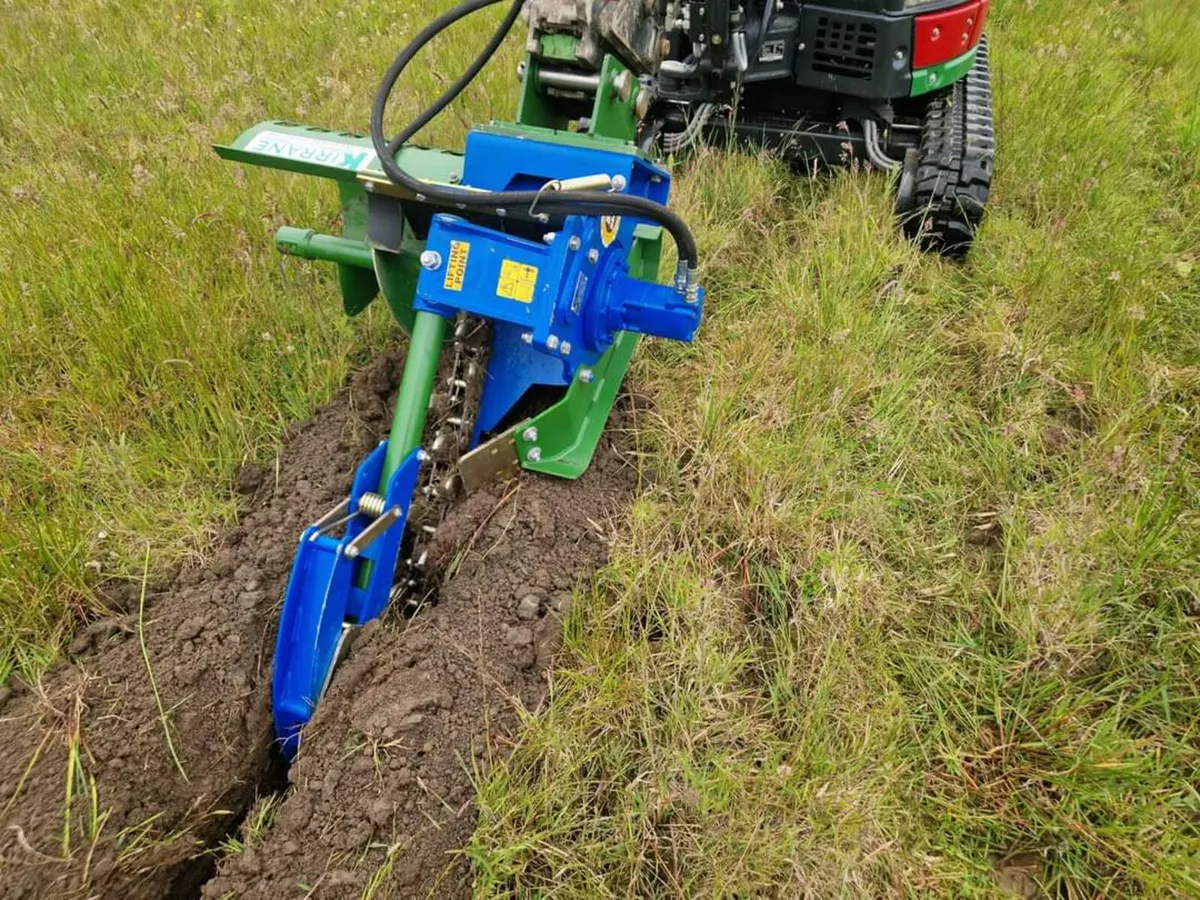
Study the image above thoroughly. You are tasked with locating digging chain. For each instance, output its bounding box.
[394,313,489,610]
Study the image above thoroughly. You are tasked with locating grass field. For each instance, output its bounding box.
[3,0,1199,896]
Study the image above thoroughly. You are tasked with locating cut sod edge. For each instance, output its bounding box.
[0,352,638,899]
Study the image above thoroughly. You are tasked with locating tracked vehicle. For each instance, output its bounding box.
[524,0,996,256]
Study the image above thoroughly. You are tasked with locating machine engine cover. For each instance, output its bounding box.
[526,0,661,71]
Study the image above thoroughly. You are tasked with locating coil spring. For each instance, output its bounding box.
[357,492,387,519]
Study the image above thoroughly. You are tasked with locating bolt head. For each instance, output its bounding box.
[568,236,582,251]
[527,447,542,462]
[635,90,651,120]
[560,341,572,355]
[587,248,600,263]
[894,49,905,60]
[613,69,633,101]
[546,334,560,350]
[579,368,595,384]
[522,426,539,442]
[419,250,442,270]
[712,33,723,45]
[542,231,558,244]
[931,27,941,40]
[611,173,628,191]
[521,331,533,344]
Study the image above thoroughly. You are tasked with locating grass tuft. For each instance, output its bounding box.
[469,1,1200,895]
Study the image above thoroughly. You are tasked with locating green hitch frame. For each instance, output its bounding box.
[276,227,373,270]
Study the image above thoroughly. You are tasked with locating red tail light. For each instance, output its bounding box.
[970,0,992,46]
[914,0,985,69]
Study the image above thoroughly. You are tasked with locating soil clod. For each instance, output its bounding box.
[200,430,636,899]
[0,366,392,900]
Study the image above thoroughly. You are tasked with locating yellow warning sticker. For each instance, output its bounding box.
[497,259,538,303]
[600,215,621,247]
[444,240,469,292]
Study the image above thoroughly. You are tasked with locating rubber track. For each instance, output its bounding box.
[904,36,996,259]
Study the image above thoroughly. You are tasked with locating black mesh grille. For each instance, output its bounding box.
[812,15,878,80]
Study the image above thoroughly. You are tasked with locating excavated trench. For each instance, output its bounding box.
[0,354,637,899]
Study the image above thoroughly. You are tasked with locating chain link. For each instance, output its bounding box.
[393,313,489,610]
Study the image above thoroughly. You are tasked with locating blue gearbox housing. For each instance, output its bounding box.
[414,127,704,437]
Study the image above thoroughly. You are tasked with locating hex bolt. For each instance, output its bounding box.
[635,91,651,120]
[613,70,633,101]
[931,27,941,41]
[712,33,723,45]
[522,426,539,442]
[568,235,582,251]
[587,248,600,263]
[579,368,595,384]
[894,49,905,60]
[546,334,560,350]
[419,250,442,270]
[543,231,558,244]
[521,331,533,344]
[527,447,543,462]
[611,173,628,191]
[560,341,572,355]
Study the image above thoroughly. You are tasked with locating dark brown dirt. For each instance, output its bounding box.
[0,353,406,900]
[199,430,637,899]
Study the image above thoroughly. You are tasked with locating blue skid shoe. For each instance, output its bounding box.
[271,441,423,759]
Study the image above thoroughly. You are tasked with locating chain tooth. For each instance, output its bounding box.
[395,318,489,612]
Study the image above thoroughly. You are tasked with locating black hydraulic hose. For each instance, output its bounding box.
[368,0,700,269]
[387,0,525,152]
[752,0,776,57]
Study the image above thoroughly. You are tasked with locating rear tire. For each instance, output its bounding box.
[900,36,995,259]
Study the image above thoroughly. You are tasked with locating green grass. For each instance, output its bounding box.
[0,0,519,679]
[4,0,1199,895]
[468,1,1200,896]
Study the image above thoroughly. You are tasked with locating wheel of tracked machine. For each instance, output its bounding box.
[899,37,995,259]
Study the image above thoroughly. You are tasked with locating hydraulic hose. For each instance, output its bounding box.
[386,0,525,153]
[369,0,701,269]
[752,0,776,56]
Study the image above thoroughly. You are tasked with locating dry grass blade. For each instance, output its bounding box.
[135,544,189,783]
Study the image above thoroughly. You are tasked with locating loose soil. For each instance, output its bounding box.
[0,352,638,899]
[200,428,637,899]
[0,353,405,899]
